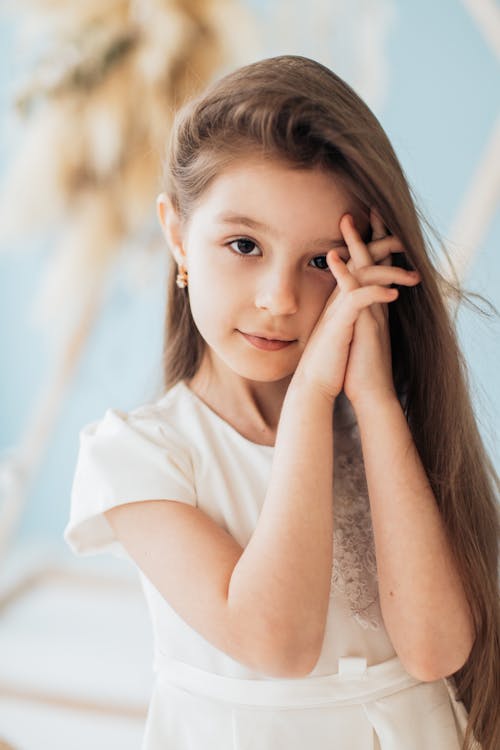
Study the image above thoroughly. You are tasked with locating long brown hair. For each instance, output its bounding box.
[160,55,499,749]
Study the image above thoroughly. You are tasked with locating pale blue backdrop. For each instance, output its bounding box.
[0,0,498,545]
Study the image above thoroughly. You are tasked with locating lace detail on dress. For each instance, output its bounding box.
[330,403,380,631]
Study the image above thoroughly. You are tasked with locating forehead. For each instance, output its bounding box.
[194,160,370,246]
[192,157,365,231]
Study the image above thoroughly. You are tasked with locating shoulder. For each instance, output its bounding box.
[80,380,192,450]
[65,381,198,557]
[73,380,199,509]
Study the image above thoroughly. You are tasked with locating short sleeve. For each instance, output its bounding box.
[63,407,197,560]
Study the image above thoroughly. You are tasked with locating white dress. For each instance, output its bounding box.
[64,380,470,749]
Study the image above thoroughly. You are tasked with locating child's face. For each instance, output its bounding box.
[173,156,369,384]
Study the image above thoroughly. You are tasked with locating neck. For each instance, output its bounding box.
[187,354,293,444]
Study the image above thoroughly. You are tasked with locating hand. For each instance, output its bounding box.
[293,208,420,403]
[292,209,415,402]
[336,209,421,408]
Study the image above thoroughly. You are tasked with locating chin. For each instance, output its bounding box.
[205,335,300,383]
[228,359,297,384]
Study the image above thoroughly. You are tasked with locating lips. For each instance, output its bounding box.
[244,331,295,342]
[239,331,296,351]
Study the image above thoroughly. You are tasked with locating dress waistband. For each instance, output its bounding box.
[154,653,423,709]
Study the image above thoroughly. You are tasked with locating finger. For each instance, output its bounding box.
[345,236,405,274]
[339,214,373,269]
[347,285,399,317]
[326,250,359,291]
[370,207,388,241]
[355,265,421,287]
[371,208,395,269]
[370,208,392,267]
[369,302,389,329]
[358,303,388,331]
[366,235,405,261]
[369,295,391,326]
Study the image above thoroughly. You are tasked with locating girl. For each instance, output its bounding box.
[64,55,499,749]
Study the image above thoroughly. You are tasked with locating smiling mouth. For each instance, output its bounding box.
[242,331,296,342]
[239,331,297,350]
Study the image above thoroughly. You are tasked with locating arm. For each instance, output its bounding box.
[106,216,399,678]
[227,375,335,676]
[352,393,475,681]
[105,376,335,678]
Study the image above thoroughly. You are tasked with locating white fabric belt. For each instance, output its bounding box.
[154,653,423,709]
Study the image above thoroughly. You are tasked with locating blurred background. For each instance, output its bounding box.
[0,0,498,748]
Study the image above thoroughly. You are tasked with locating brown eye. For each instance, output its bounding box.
[310,255,330,270]
[228,239,260,256]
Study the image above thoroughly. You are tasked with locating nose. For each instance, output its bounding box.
[254,268,299,315]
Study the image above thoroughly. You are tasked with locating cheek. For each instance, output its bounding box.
[187,250,248,308]
[185,252,219,302]
[304,281,335,326]
[187,265,234,337]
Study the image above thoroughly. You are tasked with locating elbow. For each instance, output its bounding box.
[257,632,323,678]
[278,623,325,677]
[285,644,322,678]
[397,614,476,683]
[404,662,450,683]
[268,648,320,678]
[284,634,324,677]
[241,603,327,678]
[402,643,474,683]
[227,599,324,678]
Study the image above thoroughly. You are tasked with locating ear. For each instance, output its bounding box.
[156,192,185,265]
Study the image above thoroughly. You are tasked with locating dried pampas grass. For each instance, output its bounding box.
[0,0,260,563]
[0,0,260,333]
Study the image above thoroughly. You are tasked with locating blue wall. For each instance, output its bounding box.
[0,2,498,544]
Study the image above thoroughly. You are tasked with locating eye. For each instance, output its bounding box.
[309,255,329,271]
[228,238,260,256]
[227,239,335,272]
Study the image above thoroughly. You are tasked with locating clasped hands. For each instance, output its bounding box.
[327,208,421,410]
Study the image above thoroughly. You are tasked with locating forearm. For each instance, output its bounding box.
[353,393,475,680]
[227,374,335,676]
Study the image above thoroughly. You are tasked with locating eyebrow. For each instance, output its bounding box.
[214,212,347,249]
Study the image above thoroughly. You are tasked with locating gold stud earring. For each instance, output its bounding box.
[176,265,188,288]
